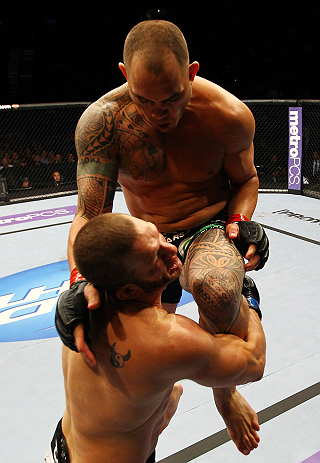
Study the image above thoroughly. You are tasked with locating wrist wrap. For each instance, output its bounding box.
[70,267,86,286]
[226,214,249,227]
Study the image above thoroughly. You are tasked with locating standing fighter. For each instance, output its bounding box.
[56,20,269,455]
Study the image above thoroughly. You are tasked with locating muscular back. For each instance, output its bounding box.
[74,76,256,232]
[62,305,176,463]
[61,296,265,463]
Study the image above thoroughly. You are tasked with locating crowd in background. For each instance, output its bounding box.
[0,141,77,192]
[1,143,319,195]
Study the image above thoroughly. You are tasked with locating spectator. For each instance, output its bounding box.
[0,157,13,170]
[52,170,61,186]
[29,154,46,188]
[67,153,76,163]
[40,150,49,165]
[48,151,56,164]
[21,177,31,189]
[11,151,20,167]
[0,156,16,190]
[64,153,77,182]
[54,153,63,164]
[270,154,286,184]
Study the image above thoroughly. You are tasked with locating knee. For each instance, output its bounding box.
[192,272,243,330]
[193,271,241,307]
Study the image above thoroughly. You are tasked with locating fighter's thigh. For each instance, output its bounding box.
[181,228,245,330]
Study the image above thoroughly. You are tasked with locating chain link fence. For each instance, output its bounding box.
[244,100,295,191]
[299,101,320,199]
[0,100,319,204]
[0,103,89,203]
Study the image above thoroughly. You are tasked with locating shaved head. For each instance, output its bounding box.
[123,20,189,74]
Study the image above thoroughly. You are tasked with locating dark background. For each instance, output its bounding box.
[0,2,319,105]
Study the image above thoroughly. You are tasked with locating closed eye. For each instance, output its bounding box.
[138,97,149,104]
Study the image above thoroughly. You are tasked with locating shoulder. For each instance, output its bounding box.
[192,77,255,136]
[139,311,214,372]
[75,84,134,158]
[77,83,131,128]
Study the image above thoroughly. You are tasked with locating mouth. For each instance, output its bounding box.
[169,256,182,273]
[156,122,171,131]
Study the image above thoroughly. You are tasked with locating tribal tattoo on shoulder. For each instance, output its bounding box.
[75,85,167,219]
[75,90,122,219]
[183,228,245,333]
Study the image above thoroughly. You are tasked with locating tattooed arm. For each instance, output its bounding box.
[68,98,120,270]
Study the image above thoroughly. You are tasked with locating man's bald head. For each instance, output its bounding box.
[123,20,189,74]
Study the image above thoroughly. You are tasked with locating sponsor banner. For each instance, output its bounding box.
[0,261,193,342]
[0,261,70,341]
[288,107,302,191]
[0,205,77,227]
[273,209,320,224]
[0,104,19,110]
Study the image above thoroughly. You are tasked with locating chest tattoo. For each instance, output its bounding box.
[116,107,167,181]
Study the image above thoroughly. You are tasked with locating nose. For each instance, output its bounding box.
[159,238,177,260]
[151,104,168,120]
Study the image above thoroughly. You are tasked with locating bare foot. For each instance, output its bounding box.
[160,383,184,434]
[214,388,260,455]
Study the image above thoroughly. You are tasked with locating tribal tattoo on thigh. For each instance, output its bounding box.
[184,228,245,333]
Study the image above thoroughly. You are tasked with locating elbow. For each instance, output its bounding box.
[251,355,266,382]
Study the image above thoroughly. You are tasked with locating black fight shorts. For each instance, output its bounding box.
[44,419,69,463]
[161,210,228,305]
[45,420,156,463]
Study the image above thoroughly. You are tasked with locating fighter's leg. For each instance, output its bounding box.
[180,227,260,455]
[180,227,248,337]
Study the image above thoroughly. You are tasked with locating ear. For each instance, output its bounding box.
[118,62,128,80]
[116,283,142,300]
[189,61,200,82]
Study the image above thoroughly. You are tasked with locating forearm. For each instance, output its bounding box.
[227,175,259,220]
[191,312,265,389]
[239,309,266,384]
[67,215,89,271]
[217,310,265,386]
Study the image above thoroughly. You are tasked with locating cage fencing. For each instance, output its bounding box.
[299,101,320,199]
[244,100,295,192]
[0,100,319,204]
[0,103,90,203]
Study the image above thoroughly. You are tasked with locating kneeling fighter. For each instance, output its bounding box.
[47,213,266,462]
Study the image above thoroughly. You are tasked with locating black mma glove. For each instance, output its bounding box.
[234,221,269,271]
[55,280,91,352]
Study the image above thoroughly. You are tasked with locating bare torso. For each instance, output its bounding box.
[62,305,176,463]
[61,293,265,462]
[75,76,256,233]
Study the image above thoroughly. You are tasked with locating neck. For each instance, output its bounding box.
[108,291,163,313]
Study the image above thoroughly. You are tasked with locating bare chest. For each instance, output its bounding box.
[116,122,225,185]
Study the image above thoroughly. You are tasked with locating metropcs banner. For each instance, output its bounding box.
[288,107,302,191]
